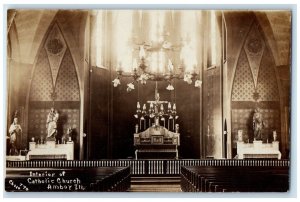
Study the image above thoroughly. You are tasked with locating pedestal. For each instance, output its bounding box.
[29,142,36,151]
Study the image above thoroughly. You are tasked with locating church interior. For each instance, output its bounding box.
[6,9,291,192]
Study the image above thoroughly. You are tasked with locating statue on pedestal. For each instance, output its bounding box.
[253,107,264,141]
[46,108,59,141]
[8,117,22,155]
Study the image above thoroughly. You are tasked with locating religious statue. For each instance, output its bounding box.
[8,117,22,155]
[253,107,264,141]
[46,108,59,140]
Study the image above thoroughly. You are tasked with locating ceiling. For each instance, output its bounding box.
[7,10,292,66]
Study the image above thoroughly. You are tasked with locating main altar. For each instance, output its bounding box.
[133,83,180,159]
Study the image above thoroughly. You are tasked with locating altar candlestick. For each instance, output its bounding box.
[168,102,171,109]
[137,102,140,109]
[150,102,154,108]
[173,103,176,110]
[160,104,164,111]
[273,131,277,141]
[143,104,146,110]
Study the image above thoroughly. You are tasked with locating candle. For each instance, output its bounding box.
[273,131,277,141]
[137,102,140,109]
[143,104,146,110]
[69,137,72,142]
[150,102,154,108]
[168,102,171,109]
[160,104,164,111]
[173,103,176,110]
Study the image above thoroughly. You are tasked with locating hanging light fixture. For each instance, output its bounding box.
[112,10,202,91]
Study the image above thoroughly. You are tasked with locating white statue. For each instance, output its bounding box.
[46,108,59,139]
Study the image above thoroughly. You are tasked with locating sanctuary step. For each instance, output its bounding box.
[129,176,181,192]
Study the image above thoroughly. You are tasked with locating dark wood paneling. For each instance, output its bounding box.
[89,68,201,159]
[89,67,110,159]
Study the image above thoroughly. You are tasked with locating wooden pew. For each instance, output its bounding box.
[181,166,289,192]
[5,167,130,192]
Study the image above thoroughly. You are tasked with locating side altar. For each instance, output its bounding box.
[236,130,281,159]
[27,140,74,160]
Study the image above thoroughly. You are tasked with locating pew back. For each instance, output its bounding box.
[181,166,289,192]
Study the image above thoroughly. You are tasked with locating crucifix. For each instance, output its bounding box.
[135,81,178,132]
[146,81,171,129]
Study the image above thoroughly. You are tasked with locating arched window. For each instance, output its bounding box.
[95,10,104,68]
[207,10,218,68]
[180,11,199,73]
[113,10,134,72]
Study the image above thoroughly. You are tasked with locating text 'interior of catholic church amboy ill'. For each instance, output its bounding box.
[5,9,291,192]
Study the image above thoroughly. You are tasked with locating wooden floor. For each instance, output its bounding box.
[129,176,181,192]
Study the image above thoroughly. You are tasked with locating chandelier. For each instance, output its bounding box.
[112,11,202,92]
[112,43,202,92]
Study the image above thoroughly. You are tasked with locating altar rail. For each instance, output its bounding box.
[6,159,290,176]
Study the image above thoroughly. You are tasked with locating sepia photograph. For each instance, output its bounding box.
[4,7,292,193]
